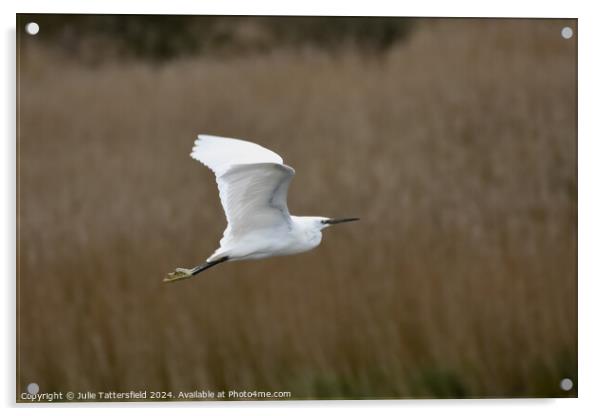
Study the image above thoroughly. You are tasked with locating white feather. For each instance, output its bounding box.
[191,135,295,256]
[191,134,283,176]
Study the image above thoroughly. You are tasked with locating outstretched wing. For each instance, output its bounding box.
[191,134,284,176]
[217,163,295,239]
[191,135,295,242]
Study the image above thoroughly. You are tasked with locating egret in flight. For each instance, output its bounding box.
[164,135,358,283]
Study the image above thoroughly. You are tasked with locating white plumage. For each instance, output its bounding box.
[191,135,295,251]
[165,135,358,282]
[191,135,284,176]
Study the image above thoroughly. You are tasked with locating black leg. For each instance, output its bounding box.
[191,257,229,275]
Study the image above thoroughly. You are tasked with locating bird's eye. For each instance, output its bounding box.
[320,220,327,224]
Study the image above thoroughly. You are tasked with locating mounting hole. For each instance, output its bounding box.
[561,26,573,39]
[27,382,39,394]
[560,378,574,391]
[25,22,39,36]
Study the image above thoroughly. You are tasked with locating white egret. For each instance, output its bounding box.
[164,134,358,283]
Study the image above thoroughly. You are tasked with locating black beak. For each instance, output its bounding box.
[324,217,360,225]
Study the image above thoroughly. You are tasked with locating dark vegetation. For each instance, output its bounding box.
[20,14,413,63]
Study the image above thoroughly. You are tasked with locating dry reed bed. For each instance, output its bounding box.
[18,19,576,399]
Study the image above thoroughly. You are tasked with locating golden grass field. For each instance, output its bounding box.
[17,18,577,400]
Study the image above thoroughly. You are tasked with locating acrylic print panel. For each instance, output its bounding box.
[16,14,577,402]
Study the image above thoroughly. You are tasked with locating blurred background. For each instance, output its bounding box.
[17,15,577,399]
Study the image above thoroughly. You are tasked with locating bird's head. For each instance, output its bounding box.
[293,216,360,237]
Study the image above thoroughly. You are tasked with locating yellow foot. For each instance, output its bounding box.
[163,268,194,283]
